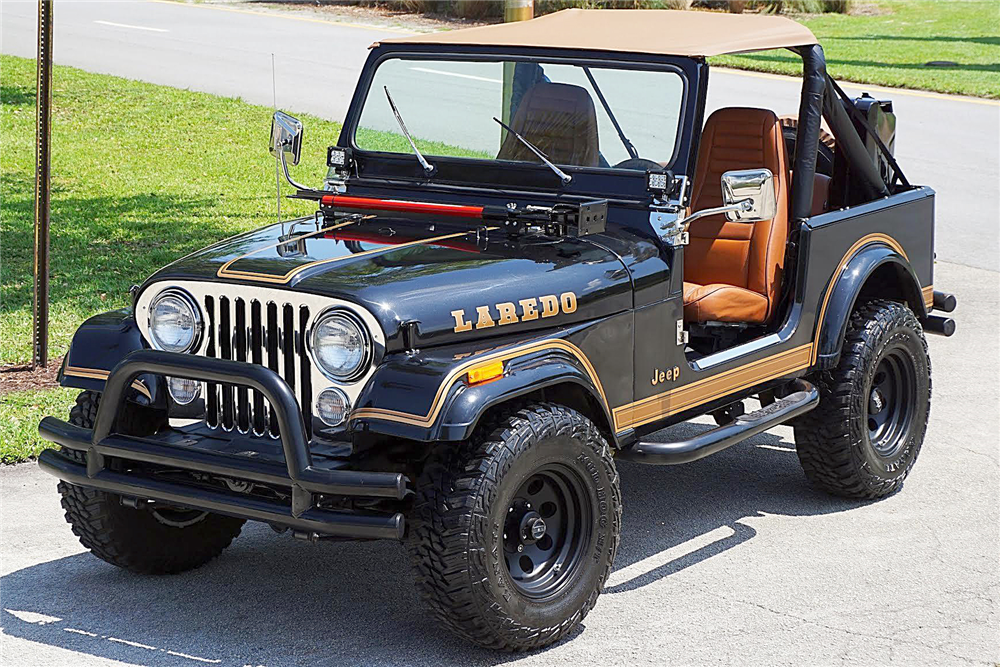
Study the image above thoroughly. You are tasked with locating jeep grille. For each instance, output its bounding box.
[203,295,312,439]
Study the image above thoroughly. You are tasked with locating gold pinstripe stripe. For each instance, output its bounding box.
[216,219,359,282]
[350,233,923,434]
[810,232,911,365]
[922,285,934,310]
[218,225,489,285]
[64,366,152,400]
[350,338,608,428]
[612,344,813,431]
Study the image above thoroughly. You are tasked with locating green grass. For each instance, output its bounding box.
[0,55,490,461]
[356,127,493,159]
[1,55,345,366]
[712,1,999,99]
[0,55,346,461]
[0,388,77,463]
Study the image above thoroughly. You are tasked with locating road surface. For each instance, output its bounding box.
[2,0,998,271]
[1,3,998,666]
[1,262,997,667]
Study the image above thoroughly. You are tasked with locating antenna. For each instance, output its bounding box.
[272,53,282,230]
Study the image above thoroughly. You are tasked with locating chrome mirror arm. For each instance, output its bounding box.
[278,150,311,192]
[662,199,752,231]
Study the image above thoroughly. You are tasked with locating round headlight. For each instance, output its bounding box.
[310,310,371,381]
[148,290,201,353]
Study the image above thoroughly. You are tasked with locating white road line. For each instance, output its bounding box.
[165,650,222,664]
[64,628,99,638]
[107,636,159,650]
[93,20,169,33]
[757,443,796,452]
[410,66,501,84]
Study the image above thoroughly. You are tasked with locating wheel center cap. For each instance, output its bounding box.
[520,511,546,543]
[870,388,886,414]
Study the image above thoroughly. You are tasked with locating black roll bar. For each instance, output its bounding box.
[790,44,828,223]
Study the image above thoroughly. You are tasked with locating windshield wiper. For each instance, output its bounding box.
[493,116,572,185]
[384,86,435,176]
[582,67,638,161]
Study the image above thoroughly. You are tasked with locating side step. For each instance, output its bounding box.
[616,379,820,465]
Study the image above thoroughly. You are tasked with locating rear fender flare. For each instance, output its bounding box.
[816,245,927,367]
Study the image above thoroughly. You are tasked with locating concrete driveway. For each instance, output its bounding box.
[2,259,997,666]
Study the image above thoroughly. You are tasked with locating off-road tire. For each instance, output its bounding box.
[58,390,244,574]
[794,300,931,499]
[406,403,621,651]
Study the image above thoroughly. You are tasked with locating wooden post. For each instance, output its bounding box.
[33,0,53,369]
[504,0,533,22]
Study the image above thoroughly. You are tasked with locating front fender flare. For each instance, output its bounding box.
[350,337,614,444]
[816,245,927,368]
[59,309,166,408]
[435,348,613,442]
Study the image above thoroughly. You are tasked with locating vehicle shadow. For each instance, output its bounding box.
[0,424,865,666]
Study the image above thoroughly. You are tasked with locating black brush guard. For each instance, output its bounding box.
[37,350,407,540]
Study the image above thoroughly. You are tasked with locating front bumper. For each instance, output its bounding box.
[38,350,408,540]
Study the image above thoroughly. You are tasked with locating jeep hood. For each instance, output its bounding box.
[145,216,632,350]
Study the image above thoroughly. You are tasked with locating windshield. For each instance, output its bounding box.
[354,57,685,172]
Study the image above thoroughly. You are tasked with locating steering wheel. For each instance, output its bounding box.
[613,157,663,172]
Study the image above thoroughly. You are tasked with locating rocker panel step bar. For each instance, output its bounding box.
[616,379,819,465]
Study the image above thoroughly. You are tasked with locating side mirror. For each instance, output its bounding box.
[270,111,303,167]
[721,168,776,223]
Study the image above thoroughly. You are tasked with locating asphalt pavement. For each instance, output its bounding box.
[1,2,998,665]
[2,259,997,666]
[2,0,998,271]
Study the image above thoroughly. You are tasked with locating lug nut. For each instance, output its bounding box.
[517,544,523,552]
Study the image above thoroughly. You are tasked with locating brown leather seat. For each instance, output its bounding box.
[683,107,790,324]
[497,82,600,167]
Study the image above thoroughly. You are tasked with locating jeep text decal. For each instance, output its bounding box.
[451,292,577,333]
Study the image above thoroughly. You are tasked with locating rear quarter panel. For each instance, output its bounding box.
[800,186,935,364]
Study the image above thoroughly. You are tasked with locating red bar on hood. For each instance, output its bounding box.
[320,195,484,219]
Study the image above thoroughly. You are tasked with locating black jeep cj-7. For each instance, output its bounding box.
[39,9,957,650]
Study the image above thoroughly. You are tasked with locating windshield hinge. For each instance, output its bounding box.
[651,208,687,246]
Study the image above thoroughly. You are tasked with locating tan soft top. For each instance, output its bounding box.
[375,8,817,58]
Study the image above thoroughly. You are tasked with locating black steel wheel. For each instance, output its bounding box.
[406,403,621,651]
[502,464,591,599]
[794,300,931,499]
[57,391,244,574]
[866,347,917,457]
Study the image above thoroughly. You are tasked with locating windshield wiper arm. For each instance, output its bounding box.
[384,86,435,176]
[583,67,638,161]
[493,116,572,185]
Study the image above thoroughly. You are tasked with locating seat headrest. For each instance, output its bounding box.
[497,82,600,168]
[691,107,787,213]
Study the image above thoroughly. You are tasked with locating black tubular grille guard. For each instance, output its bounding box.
[37,350,408,540]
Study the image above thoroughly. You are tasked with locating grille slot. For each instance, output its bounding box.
[204,295,312,439]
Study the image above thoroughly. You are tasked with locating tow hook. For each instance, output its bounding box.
[120,496,147,510]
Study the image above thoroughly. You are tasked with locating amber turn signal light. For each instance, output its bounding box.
[467,360,504,385]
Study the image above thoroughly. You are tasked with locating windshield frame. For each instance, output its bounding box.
[340,45,696,198]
